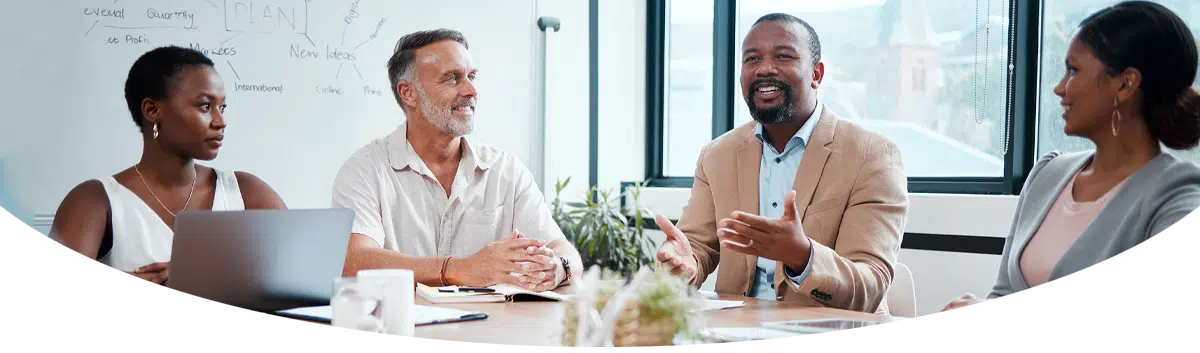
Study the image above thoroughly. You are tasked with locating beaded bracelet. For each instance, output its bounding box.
[440,256,453,286]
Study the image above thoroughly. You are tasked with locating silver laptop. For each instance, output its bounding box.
[166,208,353,312]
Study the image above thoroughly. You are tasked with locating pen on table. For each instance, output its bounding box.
[438,287,496,293]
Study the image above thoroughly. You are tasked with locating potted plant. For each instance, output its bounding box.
[550,178,656,277]
[615,268,708,346]
[561,267,708,346]
[561,269,627,346]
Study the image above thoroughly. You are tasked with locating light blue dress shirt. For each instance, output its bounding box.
[747,101,822,300]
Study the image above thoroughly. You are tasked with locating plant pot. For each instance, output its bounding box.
[559,280,619,350]
[613,306,680,347]
[561,303,580,345]
[558,270,700,347]
[562,299,681,347]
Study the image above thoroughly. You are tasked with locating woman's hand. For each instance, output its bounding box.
[941,293,984,312]
[128,262,169,285]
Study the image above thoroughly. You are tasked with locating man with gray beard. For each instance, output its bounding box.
[331,29,582,291]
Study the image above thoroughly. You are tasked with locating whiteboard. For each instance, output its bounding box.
[0,0,541,220]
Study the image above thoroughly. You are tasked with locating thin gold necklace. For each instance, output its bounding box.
[134,165,197,217]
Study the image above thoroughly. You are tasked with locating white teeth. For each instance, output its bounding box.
[757,87,780,93]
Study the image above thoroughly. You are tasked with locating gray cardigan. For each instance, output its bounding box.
[988,150,1200,298]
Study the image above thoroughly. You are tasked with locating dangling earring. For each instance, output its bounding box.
[1111,97,1121,137]
[152,122,159,139]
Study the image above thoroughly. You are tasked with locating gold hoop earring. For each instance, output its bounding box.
[153,122,159,139]
[1111,98,1121,137]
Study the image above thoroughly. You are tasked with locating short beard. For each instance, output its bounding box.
[747,80,797,124]
[416,84,474,137]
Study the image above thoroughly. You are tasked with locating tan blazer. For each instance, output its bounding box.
[678,109,908,314]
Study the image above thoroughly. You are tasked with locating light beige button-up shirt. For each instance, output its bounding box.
[331,123,567,258]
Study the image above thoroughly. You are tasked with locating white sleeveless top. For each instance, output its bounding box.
[98,169,245,272]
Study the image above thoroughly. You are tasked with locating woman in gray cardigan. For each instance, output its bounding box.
[944,1,1200,311]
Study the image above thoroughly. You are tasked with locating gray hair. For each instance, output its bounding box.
[386,28,470,107]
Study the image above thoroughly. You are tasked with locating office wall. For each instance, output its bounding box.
[531,0,649,203]
[0,0,600,233]
[4,0,647,237]
[7,0,541,215]
[538,0,592,200]
[533,0,647,207]
[596,0,648,194]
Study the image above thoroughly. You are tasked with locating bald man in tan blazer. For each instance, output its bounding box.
[655,13,907,314]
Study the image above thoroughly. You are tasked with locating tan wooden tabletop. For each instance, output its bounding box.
[294,290,895,346]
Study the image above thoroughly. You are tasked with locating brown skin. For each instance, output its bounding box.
[654,215,699,281]
[342,40,582,291]
[49,65,287,285]
[742,20,825,154]
[942,34,1161,312]
[1054,36,1159,202]
[656,20,822,280]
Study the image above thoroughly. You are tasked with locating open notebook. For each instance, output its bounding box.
[416,283,571,304]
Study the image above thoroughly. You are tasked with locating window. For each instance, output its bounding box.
[733,0,1012,178]
[662,0,716,177]
[913,61,927,93]
[1037,0,1200,162]
[647,0,1038,194]
[916,63,926,93]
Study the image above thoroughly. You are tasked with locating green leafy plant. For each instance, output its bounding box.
[551,178,656,276]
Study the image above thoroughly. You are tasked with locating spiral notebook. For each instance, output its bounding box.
[415,283,571,303]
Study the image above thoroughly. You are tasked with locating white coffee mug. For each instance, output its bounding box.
[357,269,415,336]
[330,277,384,333]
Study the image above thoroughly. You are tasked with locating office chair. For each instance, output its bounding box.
[886,262,917,317]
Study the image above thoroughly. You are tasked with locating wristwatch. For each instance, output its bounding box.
[559,256,572,284]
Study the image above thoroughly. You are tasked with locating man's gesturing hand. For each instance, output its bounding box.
[654,215,698,282]
[717,190,813,272]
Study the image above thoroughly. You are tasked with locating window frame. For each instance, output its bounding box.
[645,0,1042,195]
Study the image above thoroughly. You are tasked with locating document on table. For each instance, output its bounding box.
[701,299,746,312]
[700,327,803,342]
[275,304,488,326]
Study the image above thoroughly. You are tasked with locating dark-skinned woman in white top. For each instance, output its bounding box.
[50,46,287,285]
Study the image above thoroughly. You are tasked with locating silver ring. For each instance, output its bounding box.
[748,239,754,247]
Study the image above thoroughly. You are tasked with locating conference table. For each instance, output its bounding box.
[258,291,1200,350]
[296,290,896,346]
